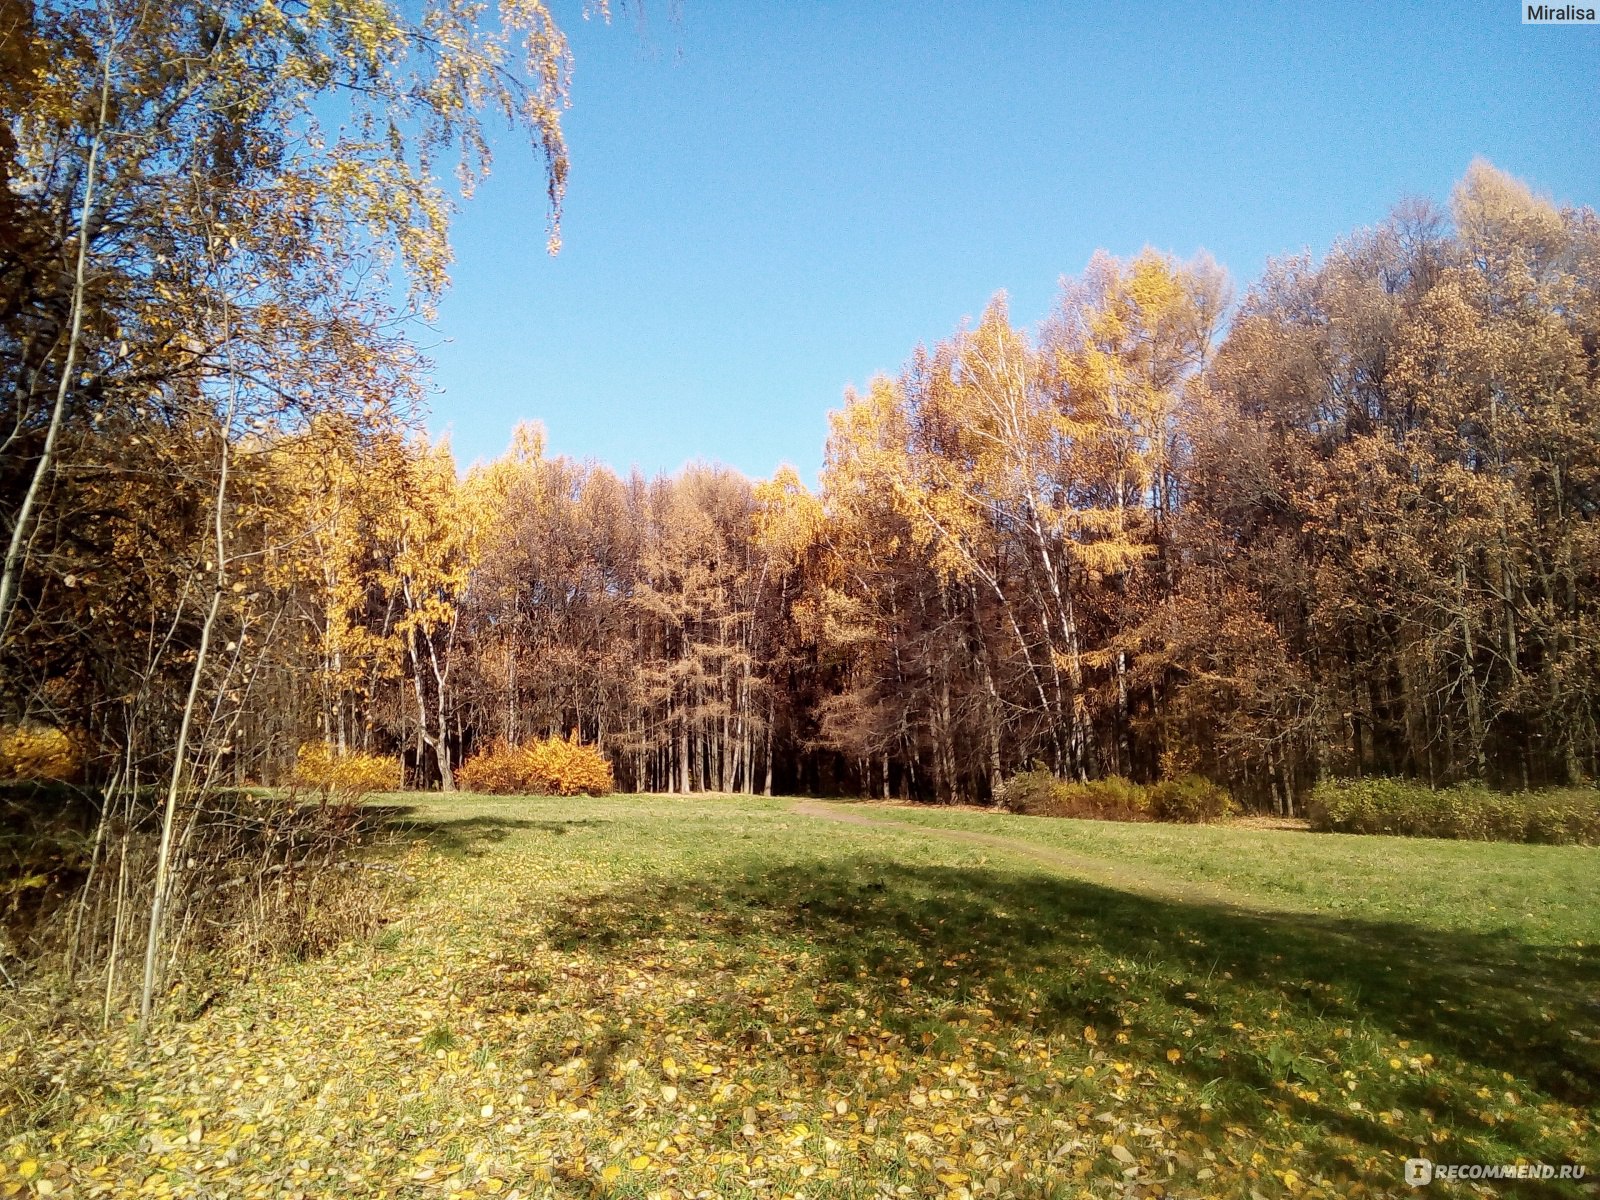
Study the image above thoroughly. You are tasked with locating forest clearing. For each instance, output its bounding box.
[4,793,1595,1200]
[2,5,1597,1199]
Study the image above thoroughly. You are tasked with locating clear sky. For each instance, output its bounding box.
[425,0,1598,481]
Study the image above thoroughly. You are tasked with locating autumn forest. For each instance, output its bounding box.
[7,147,1598,812]
[4,4,1600,1195]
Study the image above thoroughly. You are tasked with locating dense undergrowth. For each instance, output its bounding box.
[995,770,1234,824]
[0,783,409,1141]
[1308,779,1600,845]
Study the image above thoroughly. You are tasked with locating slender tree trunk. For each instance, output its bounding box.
[102,785,134,1029]
[1456,560,1488,777]
[141,337,238,1032]
[762,700,774,796]
[677,705,689,794]
[408,632,450,790]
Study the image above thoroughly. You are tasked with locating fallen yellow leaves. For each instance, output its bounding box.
[4,797,1592,1200]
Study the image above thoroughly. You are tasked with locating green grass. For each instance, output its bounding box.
[6,792,1597,1200]
[866,803,1600,944]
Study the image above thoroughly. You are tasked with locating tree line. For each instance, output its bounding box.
[277,163,1600,807]
[6,152,1599,816]
[795,168,1600,808]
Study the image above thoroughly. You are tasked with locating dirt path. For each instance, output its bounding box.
[789,799,1276,915]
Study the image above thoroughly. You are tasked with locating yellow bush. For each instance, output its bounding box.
[0,724,82,783]
[526,734,614,796]
[454,739,527,794]
[291,743,401,806]
[457,735,613,796]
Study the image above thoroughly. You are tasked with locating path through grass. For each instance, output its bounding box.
[3,794,1596,1199]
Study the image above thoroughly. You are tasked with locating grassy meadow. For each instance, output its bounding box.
[3,794,1596,1199]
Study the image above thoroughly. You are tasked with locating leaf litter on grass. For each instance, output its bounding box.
[2,795,1595,1200]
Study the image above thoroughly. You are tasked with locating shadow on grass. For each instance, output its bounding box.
[368,805,610,857]
[527,856,1597,1191]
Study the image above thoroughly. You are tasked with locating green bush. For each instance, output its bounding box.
[1307,778,1600,845]
[1149,774,1234,823]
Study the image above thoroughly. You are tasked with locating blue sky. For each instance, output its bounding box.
[426,0,1598,480]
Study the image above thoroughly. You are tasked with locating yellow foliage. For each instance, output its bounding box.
[291,743,401,806]
[0,724,81,783]
[753,466,824,567]
[458,735,613,797]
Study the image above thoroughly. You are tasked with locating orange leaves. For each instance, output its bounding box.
[290,743,402,804]
[752,466,824,569]
[0,724,82,783]
[257,417,414,693]
[456,735,614,796]
[393,437,481,639]
[807,251,1229,786]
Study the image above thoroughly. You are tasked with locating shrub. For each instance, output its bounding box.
[457,735,613,797]
[1059,776,1151,820]
[1149,774,1234,823]
[291,743,401,808]
[1307,778,1600,845]
[996,770,1233,824]
[0,725,81,783]
[996,771,1154,822]
[454,740,525,794]
[993,767,1061,815]
[524,734,614,796]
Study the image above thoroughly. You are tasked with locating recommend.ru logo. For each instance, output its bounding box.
[1406,1157,1589,1186]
